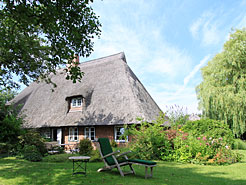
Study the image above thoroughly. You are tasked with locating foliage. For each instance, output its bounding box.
[89,149,102,162]
[232,139,246,150]
[165,105,189,127]
[182,119,234,145]
[110,140,118,148]
[22,145,42,162]
[79,138,93,156]
[0,88,23,144]
[126,117,172,160]
[18,130,46,156]
[197,28,246,138]
[171,133,242,165]
[0,0,101,89]
[165,119,241,165]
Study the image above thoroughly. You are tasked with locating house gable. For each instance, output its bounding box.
[11,52,162,128]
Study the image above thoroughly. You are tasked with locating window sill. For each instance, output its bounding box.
[69,110,82,113]
[115,140,128,143]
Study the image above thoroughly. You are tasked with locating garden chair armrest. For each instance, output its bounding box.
[102,150,120,158]
[116,150,132,158]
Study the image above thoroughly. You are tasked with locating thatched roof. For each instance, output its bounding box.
[12,52,162,128]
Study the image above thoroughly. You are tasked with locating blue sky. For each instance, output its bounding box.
[79,0,246,114]
[15,0,246,114]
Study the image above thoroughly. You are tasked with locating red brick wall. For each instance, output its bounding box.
[95,125,114,141]
[62,125,131,149]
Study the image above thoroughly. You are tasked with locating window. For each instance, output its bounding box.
[71,98,82,107]
[69,127,78,141]
[41,129,51,139]
[84,127,95,141]
[114,126,128,142]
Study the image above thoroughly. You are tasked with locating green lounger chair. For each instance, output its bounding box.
[97,138,135,177]
[97,138,157,178]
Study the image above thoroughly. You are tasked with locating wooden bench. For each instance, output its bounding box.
[128,159,157,179]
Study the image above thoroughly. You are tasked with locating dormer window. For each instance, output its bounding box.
[71,98,82,107]
[66,96,83,112]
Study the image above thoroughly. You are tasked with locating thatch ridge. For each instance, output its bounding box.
[12,52,162,128]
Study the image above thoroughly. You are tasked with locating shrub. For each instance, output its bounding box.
[90,149,102,162]
[232,139,246,150]
[0,143,8,154]
[18,130,47,155]
[110,140,118,148]
[170,133,242,165]
[182,119,234,145]
[79,138,93,156]
[22,145,42,162]
[126,117,173,160]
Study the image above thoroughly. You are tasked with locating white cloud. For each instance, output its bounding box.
[190,11,221,46]
[183,55,210,86]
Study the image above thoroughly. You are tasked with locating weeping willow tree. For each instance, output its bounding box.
[197,28,246,138]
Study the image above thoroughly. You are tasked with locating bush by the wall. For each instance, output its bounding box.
[79,138,93,156]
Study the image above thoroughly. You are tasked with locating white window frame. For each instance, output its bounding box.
[69,127,78,141]
[114,126,128,142]
[84,127,95,141]
[71,97,82,108]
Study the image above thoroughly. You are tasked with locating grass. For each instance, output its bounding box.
[0,150,246,185]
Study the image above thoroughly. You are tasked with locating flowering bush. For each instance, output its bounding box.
[170,133,242,165]
[126,117,173,160]
[182,119,234,146]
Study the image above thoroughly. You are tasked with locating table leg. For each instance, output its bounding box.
[72,160,88,175]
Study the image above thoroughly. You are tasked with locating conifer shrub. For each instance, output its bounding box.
[79,138,93,156]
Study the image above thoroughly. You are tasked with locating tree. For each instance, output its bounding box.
[0,0,101,89]
[196,28,246,138]
[0,88,23,143]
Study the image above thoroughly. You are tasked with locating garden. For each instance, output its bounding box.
[1,113,246,184]
[1,90,246,184]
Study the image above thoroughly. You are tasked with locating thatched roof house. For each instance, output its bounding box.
[12,52,162,144]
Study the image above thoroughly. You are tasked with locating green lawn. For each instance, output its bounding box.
[0,150,246,185]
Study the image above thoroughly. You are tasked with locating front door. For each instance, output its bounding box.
[57,128,62,144]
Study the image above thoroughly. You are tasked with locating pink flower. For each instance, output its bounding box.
[185,145,189,148]
[219,137,223,140]
[200,143,202,146]
[203,136,207,141]
[206,143,210,146]
[225,145,229,149]
[197,137,201,140]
